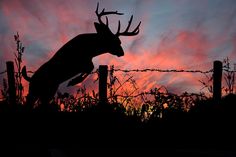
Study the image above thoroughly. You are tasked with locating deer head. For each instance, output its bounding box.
[95,3,141,57]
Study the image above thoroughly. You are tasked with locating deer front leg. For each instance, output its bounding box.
[67,61,94,86]
[67,73,89,86]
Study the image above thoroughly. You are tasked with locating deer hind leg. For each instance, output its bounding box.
[38,84,59,111]
[27,80,58,111]
[25,81,41,111]
[25,93,38,111]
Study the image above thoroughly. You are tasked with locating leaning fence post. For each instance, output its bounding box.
[213,60,222,103]
[6,61,16,106]
[99,65,108,104]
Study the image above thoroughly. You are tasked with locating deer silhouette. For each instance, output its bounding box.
[22,3,141,109]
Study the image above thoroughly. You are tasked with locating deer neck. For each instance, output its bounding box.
[86,34,109,58]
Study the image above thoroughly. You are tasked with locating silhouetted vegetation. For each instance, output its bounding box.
[14,32,25,104]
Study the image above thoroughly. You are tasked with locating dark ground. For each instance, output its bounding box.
[0,94,236,156]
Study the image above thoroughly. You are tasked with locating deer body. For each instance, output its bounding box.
[36,33,111,84]
[22,3,141,109]
[25,33,120,106]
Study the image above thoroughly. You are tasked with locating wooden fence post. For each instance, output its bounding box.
[213,60,222,103]
[99,65,108,104]
[6,61,16,106]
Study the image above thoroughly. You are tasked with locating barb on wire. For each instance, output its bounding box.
[0,70,7,75]
[223,69,236,73]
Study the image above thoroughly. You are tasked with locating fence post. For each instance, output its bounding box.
[213,60,222,103]
[6,61,16,106]
[99,65,108,104]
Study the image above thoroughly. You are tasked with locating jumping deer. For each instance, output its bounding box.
[22,3,141,109]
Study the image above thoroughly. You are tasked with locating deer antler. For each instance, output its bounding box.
[95,3,141,36]
[116,15,141,36]
[95,3,123,26]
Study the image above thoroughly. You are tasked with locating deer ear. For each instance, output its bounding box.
[94,22,113,35]
[94,22,104,34]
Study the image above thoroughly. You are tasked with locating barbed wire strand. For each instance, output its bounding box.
[223,69,236,73]
[110,91,207,99]
[1,68,236,76]
[89,67,236,75]
[113,68,214,74]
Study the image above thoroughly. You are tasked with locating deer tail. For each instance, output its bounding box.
[22,66,31,82]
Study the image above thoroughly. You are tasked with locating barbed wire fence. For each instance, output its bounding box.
[1,60,235,116]
[1,64,236,90]
[0,65,235,89]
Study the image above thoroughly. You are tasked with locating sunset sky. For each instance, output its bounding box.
[0,0,236,96]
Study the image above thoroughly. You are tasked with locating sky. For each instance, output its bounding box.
[0,0,236,97]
